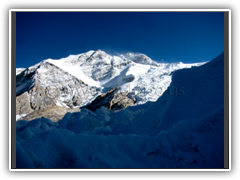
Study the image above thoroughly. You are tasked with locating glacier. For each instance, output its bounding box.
[16,52,224,169]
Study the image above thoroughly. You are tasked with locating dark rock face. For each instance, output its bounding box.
[16,92,33,115]
[86,87,136,112]
[111,98,136,111]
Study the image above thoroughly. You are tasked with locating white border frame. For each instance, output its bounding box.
[9,9,231,171]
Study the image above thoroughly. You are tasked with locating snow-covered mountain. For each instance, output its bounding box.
[16,50,206,121]
[16,52,224,168]
[16,68,26,75]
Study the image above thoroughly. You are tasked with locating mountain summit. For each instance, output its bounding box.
[16,50,206,121]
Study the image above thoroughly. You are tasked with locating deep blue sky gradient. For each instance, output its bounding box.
[16,12,224,68]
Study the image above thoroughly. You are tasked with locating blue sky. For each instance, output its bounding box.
[16,12,224,68]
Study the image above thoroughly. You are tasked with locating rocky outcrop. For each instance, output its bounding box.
[28,80,56,111]
[16,92,33,115]
[86,87,136,112]
[113,61,132,68]
[111,98,136,111]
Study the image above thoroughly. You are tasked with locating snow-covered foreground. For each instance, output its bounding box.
[16,52,224,168]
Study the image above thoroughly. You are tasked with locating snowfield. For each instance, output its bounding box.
[16,52,224,168]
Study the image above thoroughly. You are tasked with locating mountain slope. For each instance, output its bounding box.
[16,50,206,121]
[16,61,99,121]
[112,52,224,136]
[16,52,224,168]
